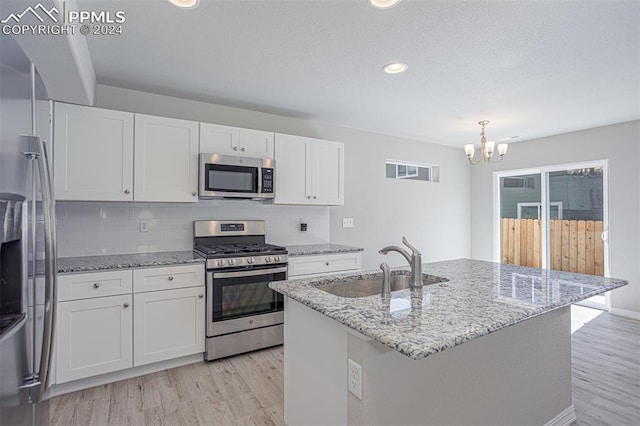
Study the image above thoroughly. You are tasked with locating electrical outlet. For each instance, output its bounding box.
[140,219,150,232]
[348,359,362,400]
[342,218,354,228]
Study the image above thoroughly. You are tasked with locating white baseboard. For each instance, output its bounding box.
[609,307,640,321]
[48,353,203,397]
[544,405,576,426]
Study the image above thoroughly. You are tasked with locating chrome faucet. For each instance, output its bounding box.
[379,237,423,290]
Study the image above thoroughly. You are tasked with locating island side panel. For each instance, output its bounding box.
[284,298,347,425]
[347,306,573,426]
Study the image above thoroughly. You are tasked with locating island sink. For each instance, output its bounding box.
[269,259,628,425]
[318,272,449,298]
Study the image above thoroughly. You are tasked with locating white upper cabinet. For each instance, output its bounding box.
[200,122,274,158]
[134,114,199,202]
[239,128,275,158]
[54,103,134,201]
[274,134,344,205]
[312,140,345,205]
[273,133,311,204]
[53,103,199,203]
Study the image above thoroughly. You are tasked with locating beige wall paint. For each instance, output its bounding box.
[470,120,640,315]
[95,85,471,270]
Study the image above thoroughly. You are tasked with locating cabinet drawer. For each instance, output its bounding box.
[288,253,362,278]
[58,270,133,301]
[133,264,204,293]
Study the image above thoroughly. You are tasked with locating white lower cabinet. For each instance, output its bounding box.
[133,287,205,366]
[55,265,205,386]
[56,294,133,383]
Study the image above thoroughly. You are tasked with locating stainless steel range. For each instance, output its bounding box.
[194,220,287,361]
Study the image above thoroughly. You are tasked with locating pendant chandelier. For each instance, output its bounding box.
[464,120,508,165]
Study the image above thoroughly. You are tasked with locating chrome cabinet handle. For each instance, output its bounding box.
[307,196,311,199]
[198,294,204,299]
[241,147,245,152]
[93,283,100,289]
[325,262,330,266]
[313,196,317,199]
[123,303,129,308]
[168,276,174,281]
[233,146,238,151]
[124,189,130,194]
[192,192,197,196]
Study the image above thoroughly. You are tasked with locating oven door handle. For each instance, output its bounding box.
[212,267,288,279]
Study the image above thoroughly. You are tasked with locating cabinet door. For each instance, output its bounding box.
[312,140,344,205]
[199,122,239,155]
[54,103,134,201]
[56,294,133,383]
[274,134,313,204]
[133,287,205,366]
[239,128,275,158]
[134,114,199,202]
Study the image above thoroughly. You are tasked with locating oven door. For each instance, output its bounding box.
[206,266,286,337]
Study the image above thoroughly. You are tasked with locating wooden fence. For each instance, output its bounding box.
[500,218,604,276]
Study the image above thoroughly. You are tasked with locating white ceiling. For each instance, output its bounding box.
[78,0,639,147]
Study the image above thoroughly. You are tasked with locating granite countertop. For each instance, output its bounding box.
[57,251,204,273]
[286,244,364,256]
[269,258,627,360]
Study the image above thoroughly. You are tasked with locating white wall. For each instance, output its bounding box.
[92,85,471,269]
[470,120,640,316]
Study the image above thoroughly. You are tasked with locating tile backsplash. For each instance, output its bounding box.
[56,200,330,257]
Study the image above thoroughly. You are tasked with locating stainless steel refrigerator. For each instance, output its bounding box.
[0,38,56,426]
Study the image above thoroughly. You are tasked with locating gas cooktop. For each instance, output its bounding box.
[194,242,287,258]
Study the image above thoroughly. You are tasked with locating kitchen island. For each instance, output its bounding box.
[269,259,627,425]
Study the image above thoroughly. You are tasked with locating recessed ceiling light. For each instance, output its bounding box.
[168,0,199,9]
[383,63,408,74]
[369,0,402,9]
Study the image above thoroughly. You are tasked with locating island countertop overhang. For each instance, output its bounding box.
[269,258,627,360]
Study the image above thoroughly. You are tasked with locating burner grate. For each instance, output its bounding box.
[194,242,286,257]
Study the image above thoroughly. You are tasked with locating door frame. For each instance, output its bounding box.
[493,159,610,308]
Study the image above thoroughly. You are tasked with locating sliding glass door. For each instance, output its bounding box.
[495,161,609,309]
[499,173,542,268]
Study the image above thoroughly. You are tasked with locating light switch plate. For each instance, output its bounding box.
[140,219,150,232]
[342,218,354,228]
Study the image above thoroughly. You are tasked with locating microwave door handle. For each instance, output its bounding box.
[257,167,263,195]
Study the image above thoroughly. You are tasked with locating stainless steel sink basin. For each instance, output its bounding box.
[318,272,449,298]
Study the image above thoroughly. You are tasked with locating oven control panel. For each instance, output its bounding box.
[206,254,288,270]
[220,223,244,232]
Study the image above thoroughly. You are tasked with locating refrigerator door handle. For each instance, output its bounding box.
[35,135,57,402]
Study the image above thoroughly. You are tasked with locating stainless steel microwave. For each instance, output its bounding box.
[199,153,275,200]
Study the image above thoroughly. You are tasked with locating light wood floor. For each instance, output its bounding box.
[51,311,639,426]
[572,312,640,425]
[50,348,284,425]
